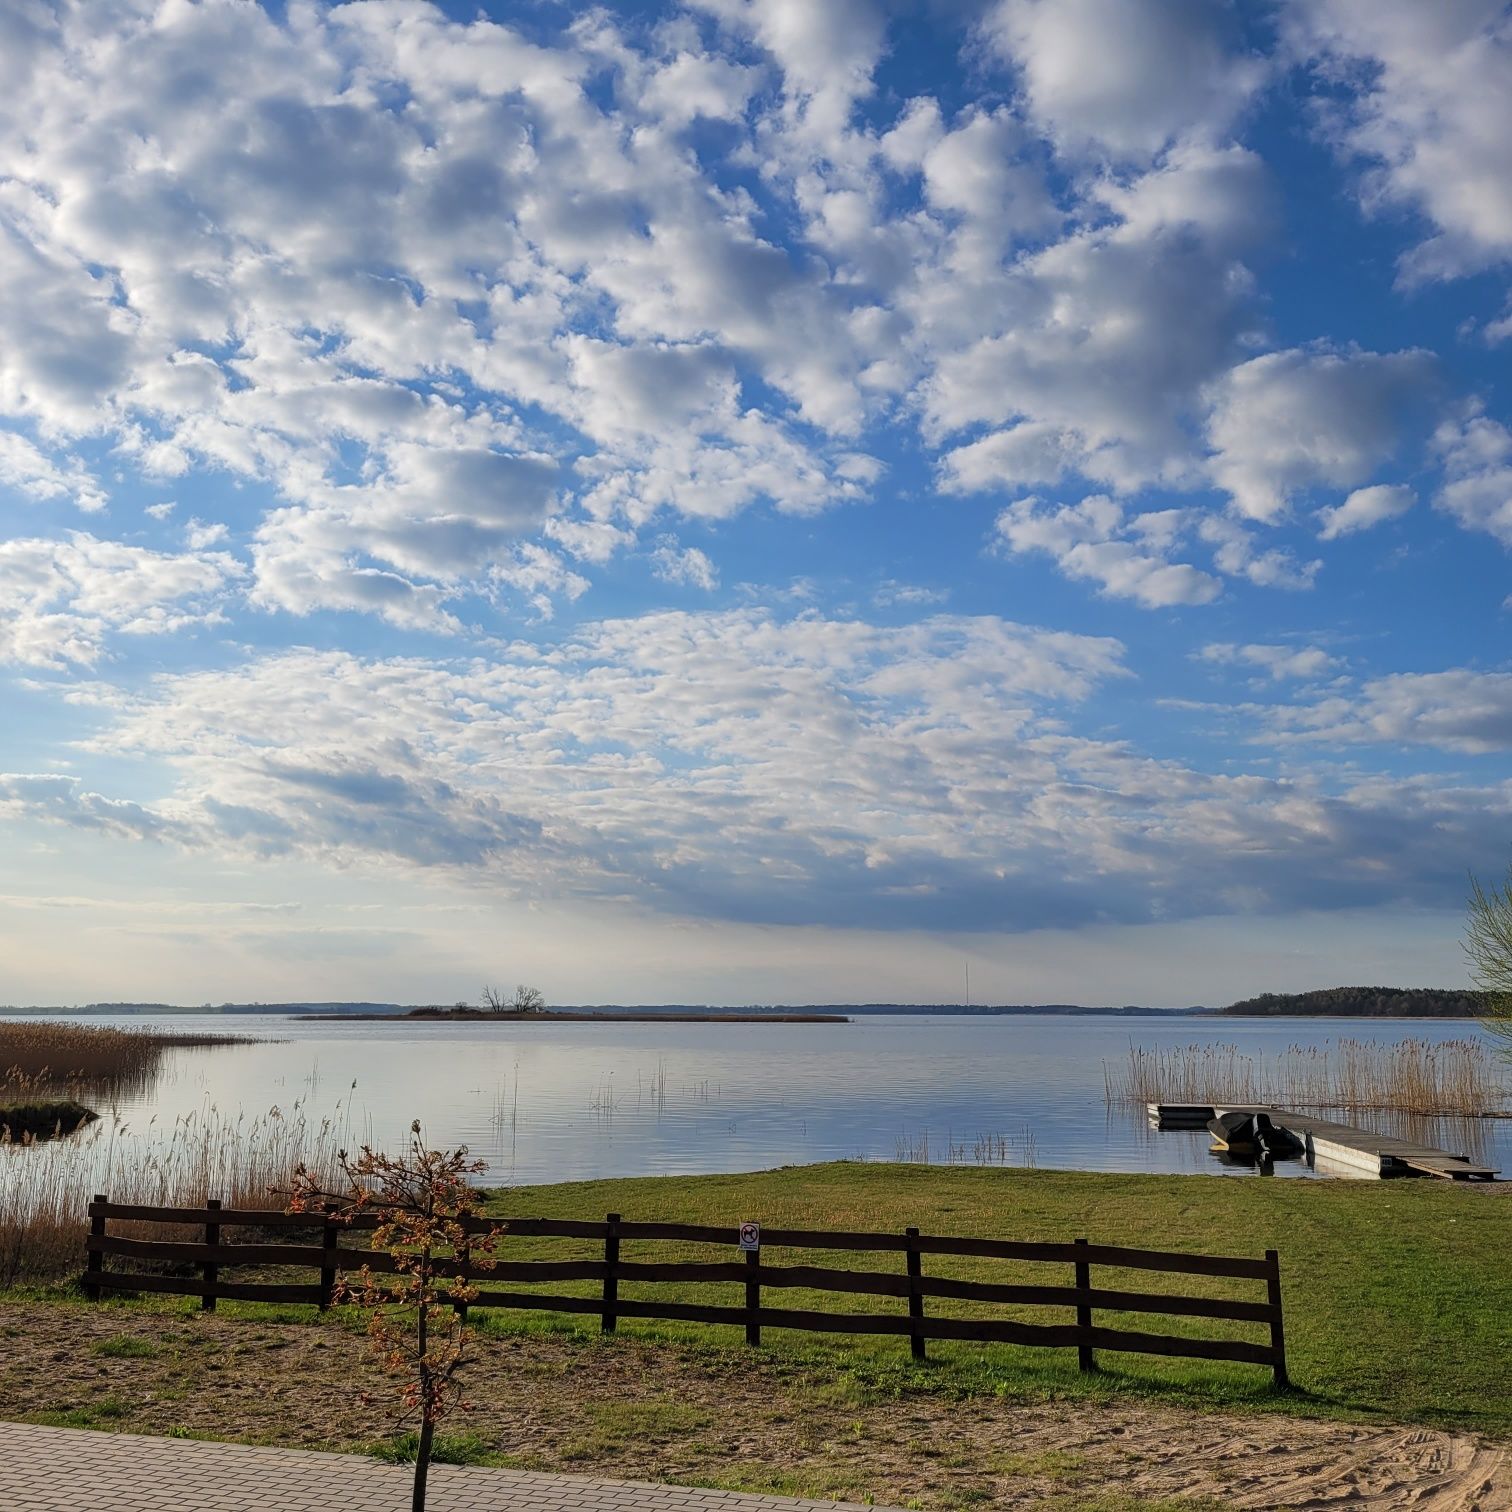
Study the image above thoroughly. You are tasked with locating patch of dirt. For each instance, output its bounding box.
[1,1303,1507,1510]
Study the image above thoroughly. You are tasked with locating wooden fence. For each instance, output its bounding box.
[81,1197,1288,1385]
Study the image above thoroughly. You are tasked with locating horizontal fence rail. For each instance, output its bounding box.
[80,1196,1288,1385]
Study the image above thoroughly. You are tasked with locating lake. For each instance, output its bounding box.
[5,1011,1507,1187]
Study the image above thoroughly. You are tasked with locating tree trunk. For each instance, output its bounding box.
[412,1414,435,1512]
[413,1276,433,1512]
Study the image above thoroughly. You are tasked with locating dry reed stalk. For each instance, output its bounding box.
[1104,1038,1509,1116]
[0,1101,346,1287]
[0,1020,243,1099]
[893,1127,1038,1168]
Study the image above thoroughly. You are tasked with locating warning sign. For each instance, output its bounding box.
[738,1221,761,1252]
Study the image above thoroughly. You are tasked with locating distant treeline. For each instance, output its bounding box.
[1220,987,1493,1018]
[6,1000,1194,1017]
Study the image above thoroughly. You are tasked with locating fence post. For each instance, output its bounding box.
[1074,1237,1094,1372]
[1266,1249,1288,1388]
[905,1226,926,1362]
[202,1198,221,1313]
[452,1234,470,1326]
[744,1247,761,1347]
[601,1213,620,1334]
[84,1194,107,1302]
[319,1215,338,1312]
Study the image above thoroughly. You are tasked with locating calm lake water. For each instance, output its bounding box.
[7,1011,1508,1186]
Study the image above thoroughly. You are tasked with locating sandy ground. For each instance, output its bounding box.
[2,1303,1507,1511]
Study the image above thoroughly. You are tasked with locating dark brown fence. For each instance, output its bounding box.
[81,1197,1288,1385]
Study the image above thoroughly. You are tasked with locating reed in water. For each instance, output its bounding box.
[0,1101,347,1286]
[1104,1038,1507,1117]
[0,1020,242,1099]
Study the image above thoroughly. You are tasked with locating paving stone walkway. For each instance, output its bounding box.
[0,1422,898,1512]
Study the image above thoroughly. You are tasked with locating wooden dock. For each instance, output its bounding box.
[1148,1103,1499,1181]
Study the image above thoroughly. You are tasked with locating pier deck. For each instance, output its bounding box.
[1148,1103,1499,1180]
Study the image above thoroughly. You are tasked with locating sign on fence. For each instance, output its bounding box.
[738,1220,761,1252]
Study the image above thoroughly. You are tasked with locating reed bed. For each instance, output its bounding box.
[0,1102,347,1287]
[0,1020,243,1100]
[1104,1038,1509,1116]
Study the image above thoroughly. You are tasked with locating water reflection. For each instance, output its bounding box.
[1364,1108,1495,1163]
[1,1012,1506,1190]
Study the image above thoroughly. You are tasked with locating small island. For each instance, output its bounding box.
[300,1006,849,1023]
[299,983,847,1023]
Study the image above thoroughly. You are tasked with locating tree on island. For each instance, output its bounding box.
[280,1125,504,1512]
[481,984,545,1014]
[1466,868,1512,1053]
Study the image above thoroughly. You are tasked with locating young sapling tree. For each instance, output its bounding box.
[281,1123,505,1512]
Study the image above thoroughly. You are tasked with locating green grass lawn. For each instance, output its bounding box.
[469,1163,1511,1435]
[4,1162,1506,1439]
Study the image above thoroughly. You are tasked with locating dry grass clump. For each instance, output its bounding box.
[0,1020,241,1100]
[893,1127,1039,1167]
[0,1102,346,1287]
[1105,1038,1509,1117]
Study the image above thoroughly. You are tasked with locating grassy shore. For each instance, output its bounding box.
[465,1164,1510,1434]
[6,1163,1507,1436]
[1,1163,1507,1509]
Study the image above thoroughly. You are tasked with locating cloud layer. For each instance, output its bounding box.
[0,0,1489,628]
[1,0,1510,971]
[2,606,1503,933]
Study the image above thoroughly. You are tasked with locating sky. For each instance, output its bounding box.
[1,0,1511,1008]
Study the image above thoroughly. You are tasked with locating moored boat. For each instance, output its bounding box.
[1207,1110,1302,1159]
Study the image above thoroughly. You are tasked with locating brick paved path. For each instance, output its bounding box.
[0,1422,898,1512]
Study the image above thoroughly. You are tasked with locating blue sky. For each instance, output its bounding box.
[2,0,1511,1006]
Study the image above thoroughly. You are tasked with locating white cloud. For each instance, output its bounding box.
[985,0,1263,161]
[1433,408,1512,545]
[1288,0,1512,286]
[1200,642,1339,682]
[0,532,243,669]
[24,610,1138,922]
[639,50,759,127]
[184,518,228,550]
[695,0,885,101]
[544,516,635,565]
[872,581,947,609]
[995,495,1221,608]
[1196,515,1321,592]
[0,773,182,844]
[1316,483,1415,539]
[919,108,1058,272]
[1,0,1419,643]
[939,423,1081,493]
[0,1,891,629]
[650,540,719,592]
[0,429,105,512]
[924,145,1274,493]
[1205,347,1436,521]
[1267,668,1512,754]
[0,219,137,434]
[879,97,944,171]
[488,543,589,620]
